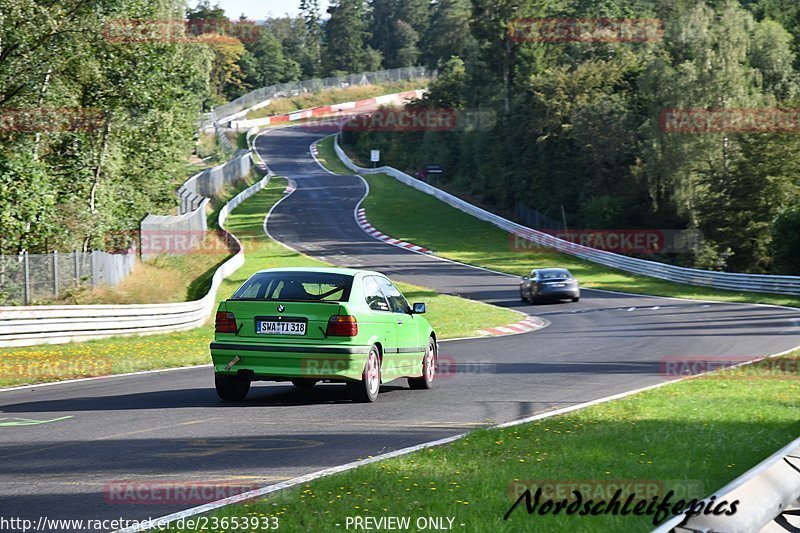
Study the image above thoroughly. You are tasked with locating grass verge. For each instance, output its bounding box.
[316,137,800,308]
[188,349,800,533]
[0,178,520,388]
[315,136,353,175]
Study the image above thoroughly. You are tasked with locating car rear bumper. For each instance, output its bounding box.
[210,342,371,381]
[534,287,580,299]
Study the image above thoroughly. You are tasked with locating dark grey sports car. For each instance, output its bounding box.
[519,268,580,303]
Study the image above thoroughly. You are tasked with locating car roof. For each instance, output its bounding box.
[254,267,384,277]
[534,268,571,274]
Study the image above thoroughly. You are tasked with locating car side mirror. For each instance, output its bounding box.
[412,302,426,314]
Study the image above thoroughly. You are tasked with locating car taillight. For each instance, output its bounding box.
[326,315,358,336]
[215,311,238,333]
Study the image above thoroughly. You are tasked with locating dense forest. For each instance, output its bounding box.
[1,0,799,275]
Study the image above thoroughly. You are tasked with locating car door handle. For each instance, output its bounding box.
[397,320,403,325]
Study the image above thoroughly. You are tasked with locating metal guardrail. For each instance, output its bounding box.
[333,135,800,296]
[654,435,800,532]
[0,177,270,348]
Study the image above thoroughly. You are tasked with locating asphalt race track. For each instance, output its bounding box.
[1,126,799,528]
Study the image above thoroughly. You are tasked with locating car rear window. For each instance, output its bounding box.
[232,272,354,302]
[540,269,571,279]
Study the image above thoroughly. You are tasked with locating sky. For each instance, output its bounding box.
[199,0,331,19]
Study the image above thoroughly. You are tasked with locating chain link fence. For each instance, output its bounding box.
[0,249,137,305]
[210,67,431,124]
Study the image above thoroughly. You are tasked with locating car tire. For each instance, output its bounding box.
[572,296,580,302]
[215,374,250,401]
[347,345,381,403]
[291,378,317,389]
[408,337,436,390]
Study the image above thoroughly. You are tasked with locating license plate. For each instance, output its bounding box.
[257,321,306,335]
[550,283,565,287]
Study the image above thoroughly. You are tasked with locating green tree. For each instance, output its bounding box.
[300,0,323,75]
[240,30,301,91]
[263,15,324,79]
[421,56,466,107]
[186,0,228,35]
[196,33,246,102]
[370,0,429,68]
[421,0,474,70]
[0,152,55,253]
[322,0,381,74]
[750,19,798,99]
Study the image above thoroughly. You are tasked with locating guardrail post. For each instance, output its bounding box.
[52,250,59,296]
[90,250,97,287]
[73,251,79,285]
[22,251,30,305]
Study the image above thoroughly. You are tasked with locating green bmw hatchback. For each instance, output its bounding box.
[211,267,437,402]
